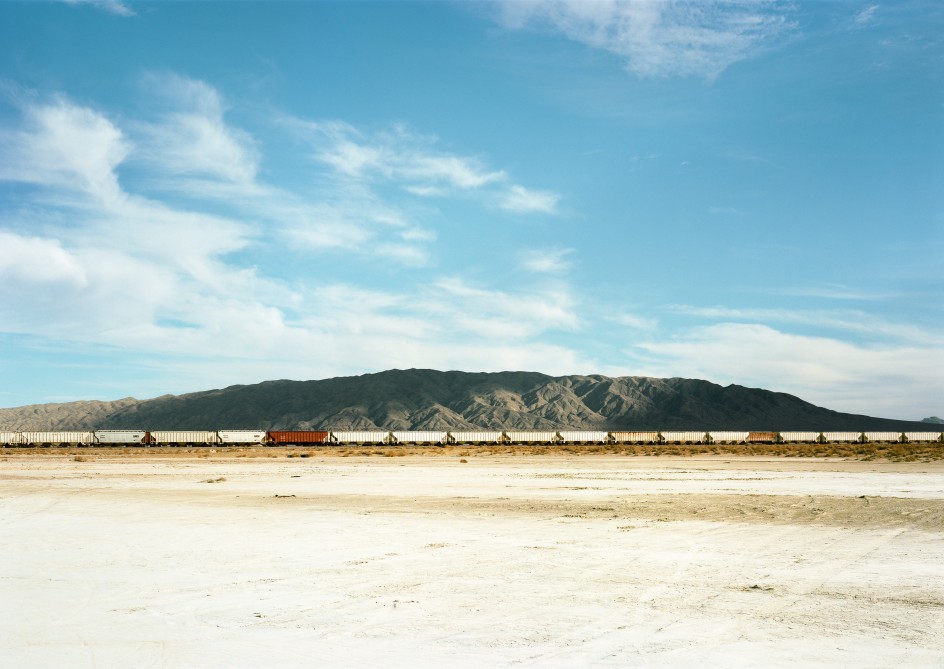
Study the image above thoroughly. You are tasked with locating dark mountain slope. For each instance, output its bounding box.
[0,369,936,432]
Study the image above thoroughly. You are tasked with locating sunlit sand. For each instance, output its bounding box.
[2,454,942,667]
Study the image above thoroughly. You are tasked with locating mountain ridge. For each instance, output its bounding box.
[0,369,936,432]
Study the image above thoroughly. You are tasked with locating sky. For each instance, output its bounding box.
[0,0,941,420]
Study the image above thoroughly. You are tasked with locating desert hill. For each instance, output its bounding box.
[0,369,935,432]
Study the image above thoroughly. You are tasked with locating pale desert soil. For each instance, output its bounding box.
[1,455,942,668]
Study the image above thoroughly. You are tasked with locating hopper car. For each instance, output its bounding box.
[1,429,941,447]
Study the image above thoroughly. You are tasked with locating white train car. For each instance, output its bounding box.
[331,431,392,444]
[1,431,22,446]
[390,431,447,444]
[20,431,95,446]
[707,431,749,443]
[660,431,707,443]
[557,431,609,443]
[904,432,944,443]
[779,432,821,442]
[447,431,504,444]
[503,431,561,444]
[95,430,150,445]
[150,431,220,446]
[821,432,861,443]
[218,430,267,445]
[609,431,661,444]
[863,432,903,443]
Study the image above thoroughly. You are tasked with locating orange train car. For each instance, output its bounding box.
[266,430,331,445]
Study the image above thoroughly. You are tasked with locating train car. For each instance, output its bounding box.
[218,430,267,445]
[746,431,779,443]
[267,430,331,445]
[609,431,661,444]
[390,431,447,445]
[1,431,22,447]
[94,430,152,446]
[903,432,944,443]
[707,431,749,443]
[20,431,96,447]
[557,431,609,444]
[778,431,820,442]
[821,432,861,443]
[446,431,503,444]
[863,432,903,443]
[660,431,707,444]
[330,431,392,444]
[150,431,220,447]
[502,431,561,444]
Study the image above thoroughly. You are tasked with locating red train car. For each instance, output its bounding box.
[266,430,331,446]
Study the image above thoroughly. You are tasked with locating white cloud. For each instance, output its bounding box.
[0,232,87,287]
[608,312,657,330]
[852,5,879,28]
[136,74,258,183]
[630,322,944,419]
[780,284,898,301]
[500,185,560,214]
[521,247,574,273]
[433,277,578,338]
[492,0,795,80]
[0,98,129,203]
[0,76,582,401]
[290,117,558,214]
[287,278,590,379]
[63,0,135,17]
[670,305,944,346]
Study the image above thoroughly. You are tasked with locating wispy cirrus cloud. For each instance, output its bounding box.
[779,284,901,301]
[63,0,135,17]
[671,304,944,347]
[500,184,560,214]
[288,118,560,214]
[852,5,880,29]
[629,321,944,418]
[135,73,259,184]
[520,246,574,273]
[492,0,796,80]
[0,96,129,203]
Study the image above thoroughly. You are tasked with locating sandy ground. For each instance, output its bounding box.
[1,454,943,668]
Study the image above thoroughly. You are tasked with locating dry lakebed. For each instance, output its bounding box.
[1,452,942,667]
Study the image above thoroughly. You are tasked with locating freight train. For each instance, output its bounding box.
[1,429,942,447]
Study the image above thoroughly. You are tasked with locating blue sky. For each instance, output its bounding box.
[0,0,941,419]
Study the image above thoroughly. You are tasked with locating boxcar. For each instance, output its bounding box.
[267,431,331,445]
[609,431,661,444]
[447,431,504,444]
